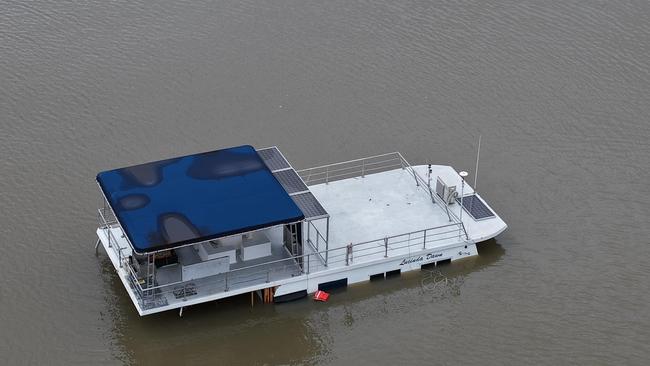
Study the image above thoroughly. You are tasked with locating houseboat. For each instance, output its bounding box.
[95,145,507,316]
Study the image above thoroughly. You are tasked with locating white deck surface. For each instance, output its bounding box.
[308,165,506,252]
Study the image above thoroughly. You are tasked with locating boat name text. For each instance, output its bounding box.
[399,253,442,266]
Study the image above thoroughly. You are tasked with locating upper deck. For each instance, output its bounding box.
[307,165,506,248]
[297,153,506,273]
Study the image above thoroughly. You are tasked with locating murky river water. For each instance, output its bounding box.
[2,1,650,364]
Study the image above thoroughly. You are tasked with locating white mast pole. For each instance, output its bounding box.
[474,135,481,191]
[459,171,468,225]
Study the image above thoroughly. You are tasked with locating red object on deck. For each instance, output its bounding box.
[313,290,330,302]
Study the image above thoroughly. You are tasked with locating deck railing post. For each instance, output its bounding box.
[361,159,365,177]
[412,167,419,187]
[423,230,427,249]
[307,254,310,274]
[266,269,270,283]
[384,237,388,257]
[346,243,352,265]
[307,221,311,250]
[326,166,329,184]
[225,272,229,292]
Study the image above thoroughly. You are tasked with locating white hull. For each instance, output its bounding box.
[99,228,480,315]
[97,158,507,316]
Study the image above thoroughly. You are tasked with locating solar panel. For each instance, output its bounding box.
[273,169,308,195]
[291,192,328,219]
[257,147,290,172]
[456,194,495,220]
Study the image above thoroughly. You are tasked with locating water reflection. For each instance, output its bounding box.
[103,241,504,365]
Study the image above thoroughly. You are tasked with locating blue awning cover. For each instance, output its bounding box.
[97,145,304,253]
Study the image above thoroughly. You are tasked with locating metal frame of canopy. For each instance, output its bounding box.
[96,145,333,308]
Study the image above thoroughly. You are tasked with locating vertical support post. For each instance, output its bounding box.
[474,135,481,191]
[460,178,465,239]
[325,217,330,266]
[412,167,419,186]
[326,166,329,184]
[462,222,469,240]
[146,253,150,281]
[151,252,155,298]
[225,272,229,292]
[346,244,352,266]
[384,237,388,258]
[460,179,465,223]
[361,159,365,177]
[307,220,311,250]
[307,254,310,274]
[423,230,427,249]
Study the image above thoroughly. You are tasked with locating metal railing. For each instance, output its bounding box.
[97,207,129,269]
[306,220,328,265]
[297,152,406,185]
[98,206,155,303]
[113,219,467,310]
[305,222,466,273]
[409,167,468,240]
[297,151,468,239]
[130,254,307,309]
[398,154,455,221]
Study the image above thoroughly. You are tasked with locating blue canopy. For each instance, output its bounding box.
[97,145,304,253]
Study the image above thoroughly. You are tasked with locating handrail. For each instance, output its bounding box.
[133,220,467,296]
[98,208,127,268]
[296,151,402,173]
[397,152,469,240]
[297,152,405,185]
[297,150,468,239]
[306,220,327,264]
[299,159,401,178]
[98,207,150,305]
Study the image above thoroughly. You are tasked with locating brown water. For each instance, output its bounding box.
[2,1,650,364]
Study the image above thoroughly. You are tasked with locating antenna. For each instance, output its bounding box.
[474,135,481,191]
[459,171,468,224]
